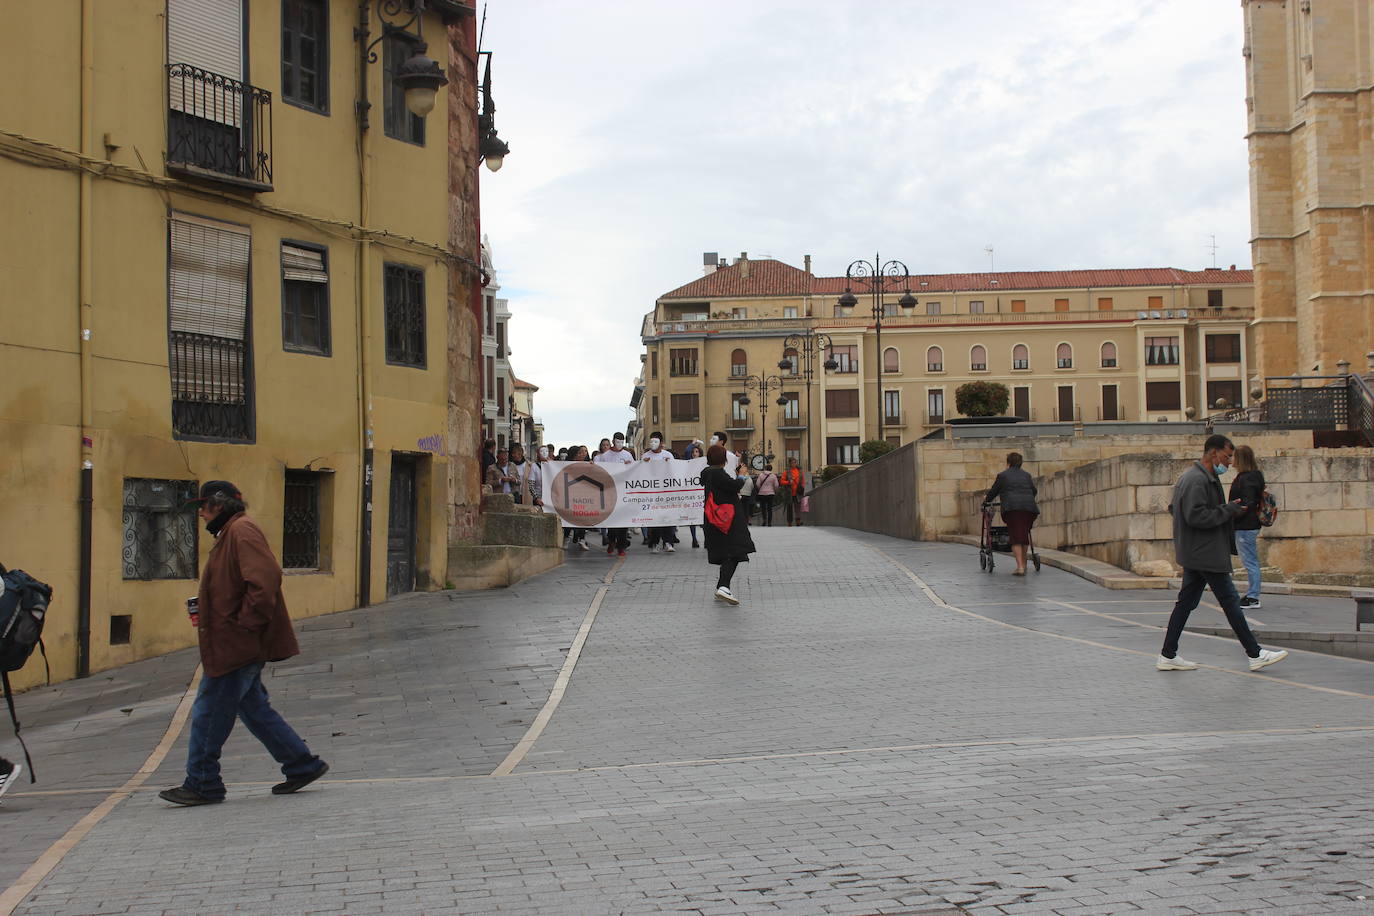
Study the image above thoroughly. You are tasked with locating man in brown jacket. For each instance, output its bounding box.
[159,481,328,806]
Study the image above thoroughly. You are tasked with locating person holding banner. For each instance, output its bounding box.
[642,433,679,553]
[563,445,593,551]
[595,433,636,556]
[682,441,705,547]
[703,444,756,605]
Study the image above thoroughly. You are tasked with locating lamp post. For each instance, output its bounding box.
[837,254,915,443]
[780,330,836,472]
[355,1,450,130]
[737,374,786,465]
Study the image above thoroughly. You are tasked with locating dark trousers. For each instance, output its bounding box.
[757,494,775,526]
[607,528,630,550]
[646,526,678,547]
[1161,568,1261,659]
[717,558,739,589]
[784,493,796,526]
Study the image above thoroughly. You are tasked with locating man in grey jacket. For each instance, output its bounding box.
[1157,435,1287,672]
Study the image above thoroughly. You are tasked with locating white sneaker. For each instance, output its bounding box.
[1156,654,1199,671]
[0,759,21,800]
[1249,648,1288,671]
[664,544,675,553]
[578,541,590,551]
[714,586,739,605]
[649,544,662,553]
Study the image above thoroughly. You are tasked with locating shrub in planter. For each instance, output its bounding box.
[859,439,896,463]
[820,464,849,482]
[955,380,1010,418]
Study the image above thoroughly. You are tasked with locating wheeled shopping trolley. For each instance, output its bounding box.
[979,501,1041,574]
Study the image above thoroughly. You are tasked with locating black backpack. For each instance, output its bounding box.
[0,565,53,783]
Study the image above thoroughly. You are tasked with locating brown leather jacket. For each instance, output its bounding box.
[197,512,300,677]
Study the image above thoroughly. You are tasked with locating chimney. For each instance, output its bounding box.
[739,252,749,279]
[702,251,719,276]
[804,254,812,275]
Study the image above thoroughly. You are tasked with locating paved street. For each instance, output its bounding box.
[2,526,1373,915]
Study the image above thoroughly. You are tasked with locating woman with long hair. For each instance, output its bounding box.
[702,445,755,604]
[1229,444,1265,607]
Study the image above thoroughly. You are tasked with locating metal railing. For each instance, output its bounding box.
[170,331,252,440]
[167,63,273,188]
[1347,373,1374,445]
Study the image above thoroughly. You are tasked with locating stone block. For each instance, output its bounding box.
[1342,480,1374,508]
[483,509,562,548]
[1310,508,1367,537]
[1283,481,1344,510]
[1132,559,1176,577]
[1135,484,1173,513]
[1274,508,1311,537]
[483,492,516,512]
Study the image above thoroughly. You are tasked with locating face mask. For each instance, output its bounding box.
[650,438,661,449]
[1214,464,1227,476]
[538,447,549,459]
[709,435,721,446]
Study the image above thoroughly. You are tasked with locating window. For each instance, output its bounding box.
[1097,297,1113,311]
[1100,341,1117,367]
[383,33,425,144]
[669,347,698,376]
[926,346,943,372]
[825,388,860,418]
[496,377,504,415]
[883,347,900,373]
[384,263,425,367]
[883,302,899,317]
[784,437,801,465]
[484,295,494,335]
[1145,336,1179,366]
[1056,386,1075,422]
[495,322,506,359]
[831,345,857,373]
[782,347,799,375]
[781,392,799,421]
[732,307,747,319]
[1056,343,1073,369]
[970,345,987,371]
[671,439,692,456]
[827,436,860,465]
[651,396,659,425]
[1148,296,1164,310]
[927,390,945,424]
[122,478,198,580]
[670,393,699,422]
[650,351,658,379]
[731,394,748,422]
[283,470,326,569]
[1054,298,1069,312]
[969,300,985,314]
[1205,334,1241,363]
[1013,386,1030,420]
[783,306,798,318]
[925,301,941,316]
[1102,384,1120,421]
[484,356,493,399]
[730,348,748,378]
[1207,380,1244,410]
[1011,299,1026,313]
[1012,344,1029,370]
[1207,289,1224,308]
[282,243,329,354]
[281,0,328,112]
[834,302,852,318]
[168,213,253,441]
[1145,381,1181,411]
[883,390,901,423]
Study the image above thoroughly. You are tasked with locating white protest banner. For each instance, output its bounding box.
[541,454,738,528]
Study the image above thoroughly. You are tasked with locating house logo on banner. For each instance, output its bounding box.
[549,462,617,527]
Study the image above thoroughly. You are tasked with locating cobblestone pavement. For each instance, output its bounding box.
[3,526,1373,915]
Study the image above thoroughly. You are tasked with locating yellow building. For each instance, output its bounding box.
[0,0,484,687]
[637,254,1255,469]
[1244,0,1374,377]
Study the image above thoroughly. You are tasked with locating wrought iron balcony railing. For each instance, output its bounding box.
[167,63,273,190]
[170,330,253,441]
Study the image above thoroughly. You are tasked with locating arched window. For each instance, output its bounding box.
[730,348,747,378]
[926,346,943,372]
[1012,344,1029,370]
[1056,342,1073,369]
[970,345,987,371]
[1100,341,1117,367]
[883,347,900,373]
[782,347,799,375]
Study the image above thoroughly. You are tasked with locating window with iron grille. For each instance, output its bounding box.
[281,0,328,113]
[1205,334,1241,363]
[122,478,198,580]
[384,263,426,367]
[830,345,857,373]
[827,436,860,465]
[669,347,698,376]
[168,213,254,441]
[825,388,859,418]
[1145,336,1179,366]
[383,33,425,144]
[670,393,699,422]
[281,242,329,354]
[283,470,324,569]
[1206,380,1243,410]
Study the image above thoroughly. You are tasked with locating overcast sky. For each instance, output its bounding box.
[477,1,1251,449]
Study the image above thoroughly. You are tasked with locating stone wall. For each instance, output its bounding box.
[806,442,919,539]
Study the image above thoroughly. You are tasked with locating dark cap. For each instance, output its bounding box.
[188,480,241,506]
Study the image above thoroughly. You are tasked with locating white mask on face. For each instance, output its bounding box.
[650,438,661,449]
[709,435,721,446]
[538,447,549,459]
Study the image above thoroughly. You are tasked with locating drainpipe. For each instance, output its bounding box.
[356,16,376,608]
[76,0,96,678]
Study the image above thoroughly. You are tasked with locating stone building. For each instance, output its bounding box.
[636,254,1255,470]
[1244,0,1374,377]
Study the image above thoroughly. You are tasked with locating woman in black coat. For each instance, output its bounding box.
[1228,444,1266,608]
[702,444,755,605]
[984,451,1039,576]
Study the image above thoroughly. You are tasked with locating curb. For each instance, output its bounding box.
[1183,625,1374,663]
[939,535,1170,590]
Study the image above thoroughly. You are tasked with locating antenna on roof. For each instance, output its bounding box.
[1207,234,1218,269]
[984,245,995,272]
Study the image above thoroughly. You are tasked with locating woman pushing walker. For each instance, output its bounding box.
[983,452,1040,576]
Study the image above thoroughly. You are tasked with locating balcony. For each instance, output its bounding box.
[777,416,806,431]
[725,411,754,432]
[882,411,906,428]
[170,331,253,440]
[167,64,273,191]
[923,412,945,426]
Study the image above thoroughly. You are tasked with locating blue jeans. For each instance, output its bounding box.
[1161,568,1261,659]
[184,662,321,800]
[1235,529,1261,599]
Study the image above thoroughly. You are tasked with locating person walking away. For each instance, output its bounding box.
[737,464,756,523]
[642,433,677,552]
[1157,435,1287,672]
[682,441,705,547]
[1229,445,1266,608]
[159,482,327,806]
[780,458,804,526]
[755,464,779,526]
[983,452,1039,575]
[702,445,756,605]
[595,434,636,556]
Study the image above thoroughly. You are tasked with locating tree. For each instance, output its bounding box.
[955,381,1010,417]
[820,464,849,481]
[859,439,896,463]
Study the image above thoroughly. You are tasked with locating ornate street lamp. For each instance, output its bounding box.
[737,374,786,467]
[477,52,510,172]
[355,1,451,130]
[839,254,915,442]
[780,330,836,472]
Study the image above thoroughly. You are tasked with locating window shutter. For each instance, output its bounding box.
[167,0,243,81]
[169,213,250,339]
[282,244,327,283]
